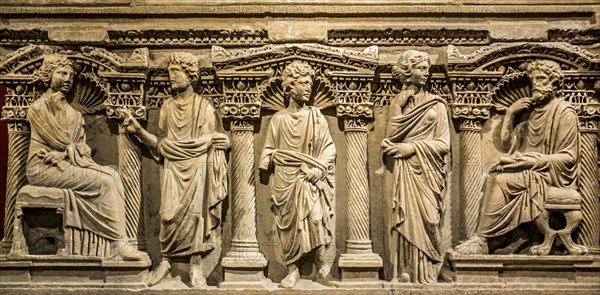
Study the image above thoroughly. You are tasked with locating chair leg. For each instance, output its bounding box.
[8,215,28,258]
[557,210,588,255]
[530,210,555,256]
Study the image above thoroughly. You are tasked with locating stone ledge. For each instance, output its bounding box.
[0,284,599,295]
[447,251,600,284]
[0,257,151,289]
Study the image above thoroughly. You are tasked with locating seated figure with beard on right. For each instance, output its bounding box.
[454,60,587,256]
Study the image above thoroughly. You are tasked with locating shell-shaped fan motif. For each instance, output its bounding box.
[260,76,335,112]
[68,74,107,114]
[490,71,532,111]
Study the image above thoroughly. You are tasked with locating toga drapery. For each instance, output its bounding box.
[27,93,127,241]
[479,98,579,238]
[259,107,336,266]
[157,94,227,258]
[385,91,450,283]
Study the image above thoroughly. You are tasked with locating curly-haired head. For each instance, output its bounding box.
[281,61,315,93]
[168,52,199,85]
[32,55,74,88]
[527,60,564,90]
[392,50,431,84]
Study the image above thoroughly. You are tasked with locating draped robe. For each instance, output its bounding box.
[259,107,336,266]
[157,94,227,257]
[479,97,579,238]
[27,93,126,241]
[385,91,450,283]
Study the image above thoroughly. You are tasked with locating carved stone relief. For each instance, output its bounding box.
[0,40,599,292]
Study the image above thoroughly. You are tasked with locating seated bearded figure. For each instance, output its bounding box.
[455,60,587,256]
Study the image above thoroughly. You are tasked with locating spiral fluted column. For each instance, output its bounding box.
[221,120,267,288]
[1,123,30,254]
[577,120,600,254]
[339,118,382,282]
[118,126,145,250]
[458,119,484,241]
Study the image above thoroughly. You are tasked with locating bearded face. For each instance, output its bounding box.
[529,69,555,105]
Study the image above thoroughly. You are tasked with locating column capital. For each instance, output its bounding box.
[217,71,272,122]
[0,76,35,123]
[230,119,255,131]
[101,74,148,120]
[577,102,600,133]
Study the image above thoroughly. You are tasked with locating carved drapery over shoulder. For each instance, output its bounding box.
[0,45,151,253]
[447,42,600,254]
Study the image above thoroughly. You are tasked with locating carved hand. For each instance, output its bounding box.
[382,141,415,159]
[116,107,142,134]
[304,167,324,184]
[491,153,537,172]
[37,149,67,171]
[507,97,533,116]
[211,133,230,150]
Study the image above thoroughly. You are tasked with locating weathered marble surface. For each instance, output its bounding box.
[0,1,599,294]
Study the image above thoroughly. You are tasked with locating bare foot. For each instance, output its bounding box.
[280,268,300,288]
[454,236,488,255]
[146,260,171,286]
[190,265,207,288]
[315,268,335,287]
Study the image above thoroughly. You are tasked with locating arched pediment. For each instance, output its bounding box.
[212,44,378,116]
[0,46,149,120]
[0,45,148,76]
[447,42,600,74]
[212,44,378,74]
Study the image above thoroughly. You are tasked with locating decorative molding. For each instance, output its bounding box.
[548,29,600,45]
[0,29,50,45]
[328,28,490,46]
[212,44,379,72]
[106,29,268,47]
[447,43,600,73]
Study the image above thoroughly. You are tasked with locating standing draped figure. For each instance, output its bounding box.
[120,52,229,287]
[382,50,450,284]
[259,61,336,288]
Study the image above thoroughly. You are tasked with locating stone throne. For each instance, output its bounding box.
[446,42,600,284]
[0,45,150,288]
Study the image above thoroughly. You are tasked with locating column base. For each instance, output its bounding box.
[0,239,10,256]
[338,252,382,282]
[220,251,269,289]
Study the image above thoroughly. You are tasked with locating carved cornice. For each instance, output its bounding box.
[0,29,50,45]
[548,29,600,45]
[106,29,268,47]
[212,44,379,72]
[447,43,600,73]
[328,28,490,46]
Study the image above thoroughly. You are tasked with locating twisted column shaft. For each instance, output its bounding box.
[229,123,260,247]
[578,122,600,253]
[458,120,484,241]
[118,126,145,250]
[221,120,266,284]
[345,129,372,252]
[1,123,29,254]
